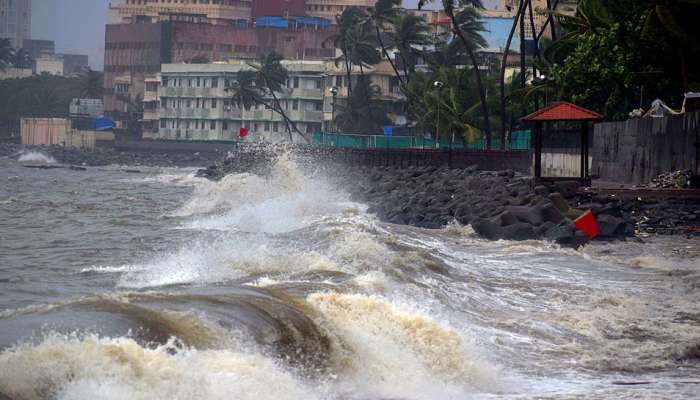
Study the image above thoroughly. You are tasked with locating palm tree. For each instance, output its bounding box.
[326,7,366,98]
[253,53,305,142]
[346,22,382,76]
[388,13,431,82]
[0,39,14,71]
[13,48,32,69]
[116,93,144,139]
[419,0,492,148]
[367,0,404,84]
[499,0,526,151]
[228,55,309,143]
[335,75,390,134]
[77,68,104,99]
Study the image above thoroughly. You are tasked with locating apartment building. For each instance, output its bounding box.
[305,0,374,21]
[111,0,253,25]
[156,61,325,143]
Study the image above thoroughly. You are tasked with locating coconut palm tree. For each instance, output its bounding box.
[388,13,431,82]
[335,75,390,134]
[367,0,404,84]
[13,48,32,69]
[346,22,382,76]
[77,68,104,99]
[228,55,309,143]
[418,0,492,147]
[0,39,14,71]
[326,7,366,98]
[252,53,305,142]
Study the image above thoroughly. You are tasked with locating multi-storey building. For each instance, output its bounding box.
[111,0,253,25]
[0,0,31,48]
[156,61,325,143]
[104,21,336,115]
[305,0,374,21]
[22,39,54,60]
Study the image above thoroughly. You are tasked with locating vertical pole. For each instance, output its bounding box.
[534,121,542,179]
[581,122,589,179]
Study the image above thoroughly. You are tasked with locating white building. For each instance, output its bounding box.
[156,61,325,143]
[35,55,64,76]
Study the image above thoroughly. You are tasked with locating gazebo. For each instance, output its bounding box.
[522,101,604,184]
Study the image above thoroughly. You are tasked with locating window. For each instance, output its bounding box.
[160,119,166,128]
[186,99,192,108]
[335,76,342,87]
[293,77,299,88]
[210,120,216,130]
[211,99,217,109]
[292,99,299,110]
[161,98,167,109]
[197,77,201,87]
[222,121,228,130]
[212,78,218,88]
[264,122,269,131]
[162,77,168,86]
[273,122,279,132]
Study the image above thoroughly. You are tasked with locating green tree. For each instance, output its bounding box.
[116,93,144,140]
[228,55,309,143]
[346,20,382,76]
[0,39,14,71]
[326,7,367,97]
[335,75,390,134]
[367,0,404,84]
[13,48,32,69]
[387,13,430,81]
[77,68,104,99]
[418,0,492,147]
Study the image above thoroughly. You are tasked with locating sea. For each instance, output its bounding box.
[1,150,699,400]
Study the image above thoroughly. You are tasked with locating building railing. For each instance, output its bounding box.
[312,130,532,150]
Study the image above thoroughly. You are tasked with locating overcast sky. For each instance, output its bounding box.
[30,0,455,71]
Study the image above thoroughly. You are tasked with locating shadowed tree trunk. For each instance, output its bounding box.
[500,0,526,150]
[446,10,492,149]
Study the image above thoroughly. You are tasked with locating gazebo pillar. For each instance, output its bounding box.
[534,121,543,178]
[580,122,589,179]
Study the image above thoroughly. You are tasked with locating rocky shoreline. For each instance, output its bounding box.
[203,151,700,247]
[4,143,698,246]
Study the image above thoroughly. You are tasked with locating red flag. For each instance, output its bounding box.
[575,210,600,239]
[239,127,248,138]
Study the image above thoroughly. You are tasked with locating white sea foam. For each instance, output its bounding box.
[17,151,57,164]
[175,153,352,233]
[308,293,499,399]
[0,334,317,400]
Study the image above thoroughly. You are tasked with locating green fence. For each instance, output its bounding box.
[313,130,531,150]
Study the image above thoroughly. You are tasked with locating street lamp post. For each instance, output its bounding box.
[433,81,444,148]
[329,86,339,133]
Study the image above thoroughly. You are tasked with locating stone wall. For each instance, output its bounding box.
[592,112,700,184]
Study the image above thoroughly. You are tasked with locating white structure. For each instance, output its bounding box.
[157,61,325,143]
[35,55,64,76]
[0,0,31,48]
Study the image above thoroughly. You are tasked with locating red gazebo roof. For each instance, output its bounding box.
[522,101,604,122]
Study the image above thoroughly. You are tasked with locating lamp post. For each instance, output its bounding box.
[433,81,444,148]
[329,86,338,133]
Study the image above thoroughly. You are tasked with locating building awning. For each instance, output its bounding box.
[94,117,116,131]
[522,101,604,122]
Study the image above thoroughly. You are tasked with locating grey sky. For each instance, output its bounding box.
[32,0,111,69]
[29,0,460,71]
